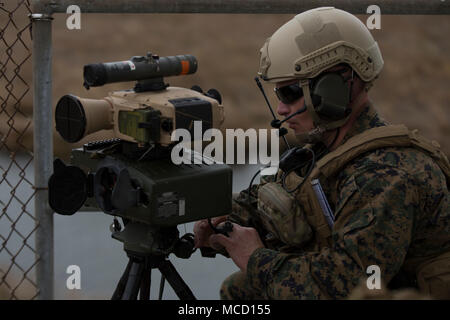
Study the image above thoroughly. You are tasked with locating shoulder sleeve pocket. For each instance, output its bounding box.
[257,182,313,247]
[334,175,359,221]
[333,175,376,234]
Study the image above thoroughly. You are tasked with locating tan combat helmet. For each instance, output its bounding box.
[258,7,384,142]
[259,7,383,85]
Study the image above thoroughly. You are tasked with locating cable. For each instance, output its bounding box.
[247,167,264,206]
[281,147,316,193]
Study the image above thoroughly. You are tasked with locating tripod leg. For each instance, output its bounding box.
[158,260,196,300]
[139,268,151,300]
[112,258,133,300]
[121,260,145,300]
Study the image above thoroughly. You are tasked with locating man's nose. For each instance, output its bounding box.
[277,102,290,117]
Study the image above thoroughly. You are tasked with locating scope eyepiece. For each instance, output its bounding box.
[83,64,108,88]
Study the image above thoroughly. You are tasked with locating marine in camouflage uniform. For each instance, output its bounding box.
[195,7,449,299]
[220,102,450,299]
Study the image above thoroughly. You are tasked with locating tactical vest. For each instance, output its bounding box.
[256,124,450,297]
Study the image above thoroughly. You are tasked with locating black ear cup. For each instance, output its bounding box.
[310,72,351,121]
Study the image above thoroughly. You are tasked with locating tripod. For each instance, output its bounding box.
[111,251,196,300]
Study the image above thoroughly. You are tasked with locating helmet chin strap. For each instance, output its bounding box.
[294,79,329,144]
[300,79,321,125]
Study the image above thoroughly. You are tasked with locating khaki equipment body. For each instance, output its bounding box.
[55,87,224,146]
[253,124,449,298]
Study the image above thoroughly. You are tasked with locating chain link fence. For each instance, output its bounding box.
[0,0,39,300]
[0,0,448,301]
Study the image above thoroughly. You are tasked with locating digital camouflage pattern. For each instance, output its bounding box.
[222,103,450,299]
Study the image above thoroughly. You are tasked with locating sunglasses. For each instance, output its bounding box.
[274,82,304,104]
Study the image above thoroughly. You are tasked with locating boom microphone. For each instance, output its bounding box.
[254,77,290,148]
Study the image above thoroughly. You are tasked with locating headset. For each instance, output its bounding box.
[254,66,355,193]
[271,66,354,130]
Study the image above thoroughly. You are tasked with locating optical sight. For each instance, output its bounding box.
[55,53,223,146]
[83,53,197,90]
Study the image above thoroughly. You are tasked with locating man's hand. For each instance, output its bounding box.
[193,216,228,248]
[209,223,264,273]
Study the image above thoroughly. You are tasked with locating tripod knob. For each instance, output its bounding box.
[173,233,196,259]
[109,218,122,232]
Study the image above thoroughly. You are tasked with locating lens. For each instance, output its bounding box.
[48,159,88,216]
[55,95,87,143]
[55,94,113,143]
[274,83,303,104]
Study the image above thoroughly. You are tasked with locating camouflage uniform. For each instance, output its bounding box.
[221,103,450,299]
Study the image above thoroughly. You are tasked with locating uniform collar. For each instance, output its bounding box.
[340,100,387,146]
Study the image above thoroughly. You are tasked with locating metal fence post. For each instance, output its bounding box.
[30,13,54,300]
